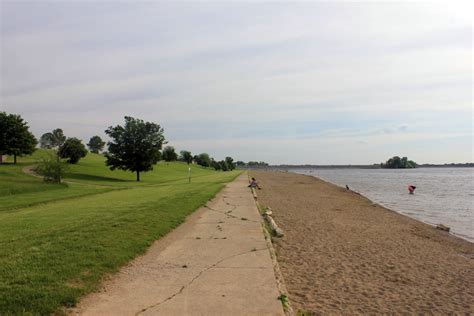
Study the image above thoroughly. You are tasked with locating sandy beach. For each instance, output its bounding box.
[251,170,474,314]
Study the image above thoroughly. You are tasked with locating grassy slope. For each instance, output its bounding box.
[0,152,241,314]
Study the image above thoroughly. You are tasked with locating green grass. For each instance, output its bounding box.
[0,152,241,314]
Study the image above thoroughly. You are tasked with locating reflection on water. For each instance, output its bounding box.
[293,168,474,242]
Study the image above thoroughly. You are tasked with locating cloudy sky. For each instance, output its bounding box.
[1,1,472,164]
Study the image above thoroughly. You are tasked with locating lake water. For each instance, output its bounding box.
[292,168,474,242]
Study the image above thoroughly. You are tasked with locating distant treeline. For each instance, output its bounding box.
[271,164,382,169]
[418,163,474,168]
[268,162,473,169]
[235,161,269,168]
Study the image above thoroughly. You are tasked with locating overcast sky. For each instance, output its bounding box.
[1,1,472,164]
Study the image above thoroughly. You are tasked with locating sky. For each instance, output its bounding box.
[1,1,472,165]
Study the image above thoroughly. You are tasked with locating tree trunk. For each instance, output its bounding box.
[136,170,140,181]
[14,154,17,164]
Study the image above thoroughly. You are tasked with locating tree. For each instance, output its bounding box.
[0,112,37,164]
[235,161,245,167]
[59,137,88,164]
[194,153,212,167]
[225,157,235,170]
[36,151,68,183]
[40,128,66,150]
[382,156,417,169]
[179,150,193,164]
[87,135,105,154]
[162,146,178,162]
[219,160,230,171]
[105,116,165,181]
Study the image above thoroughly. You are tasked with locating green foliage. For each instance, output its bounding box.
[87,135,105,153]
[59,137,88,164]
[179,150,193,164]
[40,128,66,149]
[194,153,212,167]
[382,156,417,169]
[277,294,290,311]
[0,112,37,164]
[0,152,241,314]
[162,146,178,162]
[212,159,232,171]
[105,116,165,181]
[36,151,69,183]
[220,160,230,171]
[235,161,245,166]
[225,156,235,170]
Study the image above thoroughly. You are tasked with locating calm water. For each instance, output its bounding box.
[292,168,474,242]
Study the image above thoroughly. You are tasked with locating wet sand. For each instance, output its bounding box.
[251,170,474,314]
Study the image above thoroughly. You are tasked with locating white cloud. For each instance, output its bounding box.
[1,1,472,163]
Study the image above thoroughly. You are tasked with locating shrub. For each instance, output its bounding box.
[36,152,69,183]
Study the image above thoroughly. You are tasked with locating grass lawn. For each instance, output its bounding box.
[0,152,241,314]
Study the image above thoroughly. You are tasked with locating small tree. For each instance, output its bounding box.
[87,135,105,154]
[162,146,178,162]
[179,150,193,164]
[225,156,235,170]
[212,159,221,170]
[0,112,37,164]
[195,153,212,167]
[36,151,68,183]
[105,116,165,181]
[59,137,88,164]
[40,128,66,150]
[219,160,230,171]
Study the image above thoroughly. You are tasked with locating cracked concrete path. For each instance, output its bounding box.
[71,174,284,316]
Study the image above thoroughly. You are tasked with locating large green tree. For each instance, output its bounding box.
[179,150,193,164]
[87,135,105,154]
[0,112,37,164]
[225,156,235,170]
[194,153,212,167]
[59,137,88,164]
[162,146,178,162]
[105,116,165,181]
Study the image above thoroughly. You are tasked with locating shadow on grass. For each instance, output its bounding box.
[65,173,132,183]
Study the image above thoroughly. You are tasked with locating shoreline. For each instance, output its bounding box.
[292,170,474,244]
[251,170,474,314]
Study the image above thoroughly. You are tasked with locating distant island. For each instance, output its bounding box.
[381,156,417,169]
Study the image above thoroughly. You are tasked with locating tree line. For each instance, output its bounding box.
[1,113,237,182]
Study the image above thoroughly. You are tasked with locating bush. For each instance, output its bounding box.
[36,152,69,183]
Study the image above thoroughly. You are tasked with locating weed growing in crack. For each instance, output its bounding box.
[277,294,289,311]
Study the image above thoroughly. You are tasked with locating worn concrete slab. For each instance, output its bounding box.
[72,174,284,316]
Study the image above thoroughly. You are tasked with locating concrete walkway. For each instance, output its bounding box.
[72,174,284,316]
